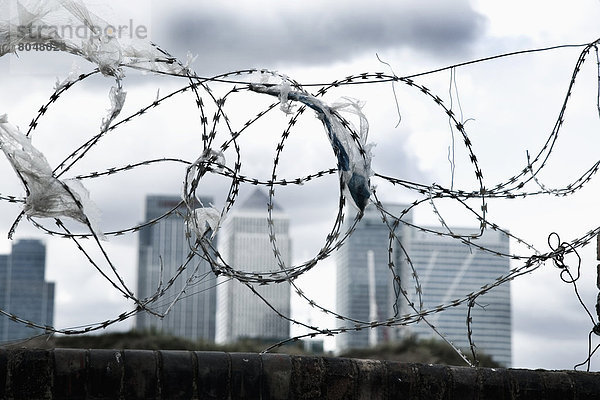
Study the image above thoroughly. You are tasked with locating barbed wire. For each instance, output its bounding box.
[1,1,600,369]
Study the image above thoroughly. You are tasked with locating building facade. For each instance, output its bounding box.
[135,195,217,342]
[335,203,512,366]
[405,227,512,366]
[335,203,412,352]
[0,239,54,341]
[215,188,291,344]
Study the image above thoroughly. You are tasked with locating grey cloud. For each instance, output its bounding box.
[156,1,487,73]
[513,298,593,342]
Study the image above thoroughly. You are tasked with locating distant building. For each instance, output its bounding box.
[135,195,217,342]
[303,339,324,354]
[215,188,291,344]
[0,239,54,341]
[406,227,512,366]
[335,203,412,353]
[335,204,512,366]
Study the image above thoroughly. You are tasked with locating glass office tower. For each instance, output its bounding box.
[136,195,217,342]
[0,239,54,341]
[215,188,291,344]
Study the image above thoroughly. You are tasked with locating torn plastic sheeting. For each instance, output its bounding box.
[277,77,295,114]
[82,35,123,77]
[101,85,127,131]
[187,206,221,240]
[249,84,373,211]
[183,150,226,239]
[108,85,127,117]
[54,63,83,92]
[59,0,123,77]
[0,114,104,238]
[185,149,226,187]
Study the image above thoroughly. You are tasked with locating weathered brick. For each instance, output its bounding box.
[87,349,123,400]
[196,351,230,399]
[478,367,510,400]
[385,360,418,399]
[355,359,386,399]
[0,349,599,399]
[7,348,52,399]
[508,368,546,399]
[322,357,358,400]
[122,350,157,400]
[568,370,600,400]
[540,370,575,400]
[261,353,291,400]
[53,348,87,399]
[290,355,325,399]
[0,349,8,399]
[418,364,451,399]
[230,352,262,399]
[159,350,194,400]
[449,365,478,399]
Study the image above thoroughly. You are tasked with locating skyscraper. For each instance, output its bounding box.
[0,239,54,341]
[405,227,512,366]
[135,195,217,342]
[335,204,512,366]
[215,188,291,344]
[335,203,411,352]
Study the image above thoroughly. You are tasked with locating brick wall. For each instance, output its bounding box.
[1,349,600,399]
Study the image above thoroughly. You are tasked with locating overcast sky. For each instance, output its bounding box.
[2,0,600,370]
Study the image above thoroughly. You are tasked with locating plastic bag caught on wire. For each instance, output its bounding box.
[250,83,373,211]
[183,150,226,240]
[100,85,127,131]
[328,98,374,211]
[187,206,221,240]
[0,114,104,238]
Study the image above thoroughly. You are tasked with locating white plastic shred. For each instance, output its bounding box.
[54,63,83,92]
[277,77,295,115]
[82,34,123,77]
[187,149,226,183]
[108,85,127,117]
[182,51,198,73]
[0,114,105,239]
[187,206,221,240]
[100,85,127,132]
[183,150,227,239]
